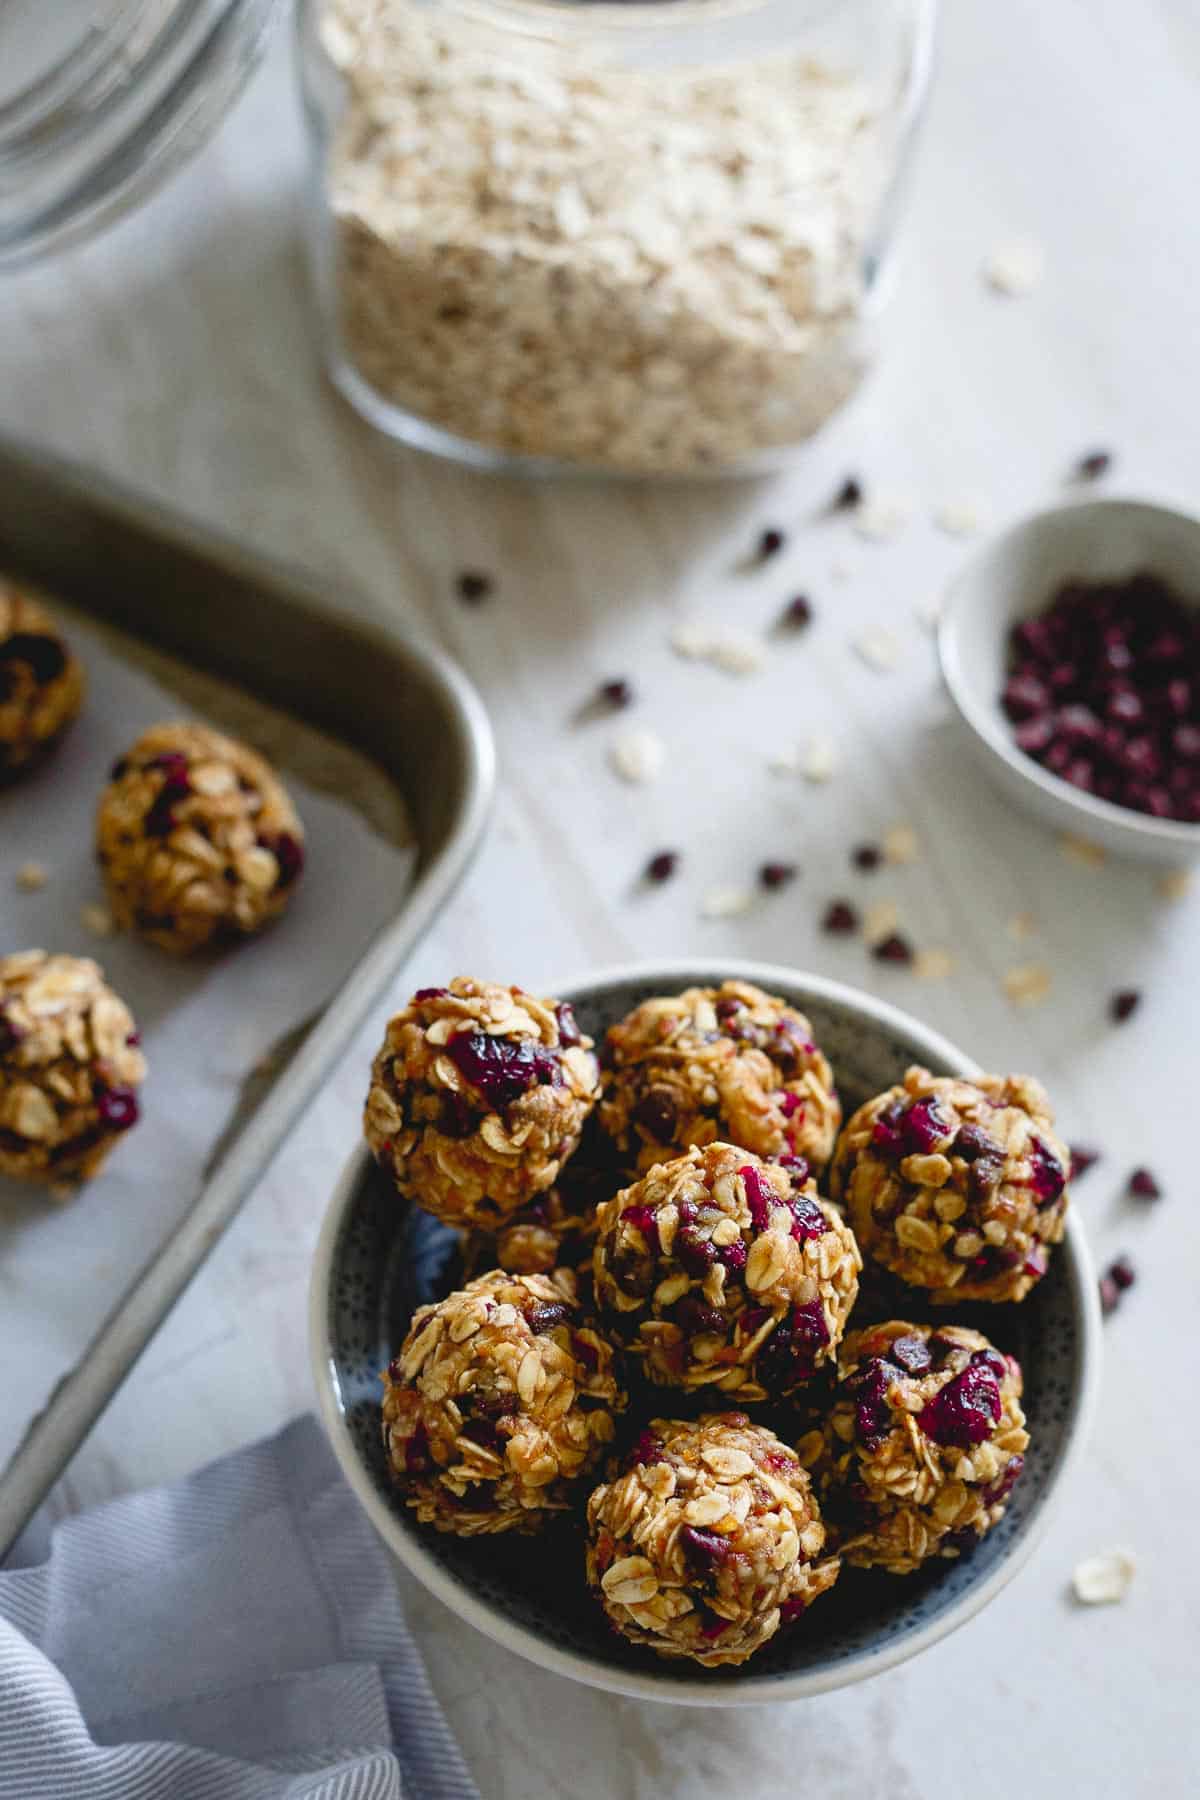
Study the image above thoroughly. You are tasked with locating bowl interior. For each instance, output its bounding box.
[939,498,1200,847]
[315,964,1095,1701]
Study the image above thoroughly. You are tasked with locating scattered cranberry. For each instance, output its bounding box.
[1075,450,1113,480]
[759,861,797,890]
[0,632,67,684]
[598,678,632,709]
[1109,1254,1136,1291]
[446,1031,561,1108]
[852,844,881,871]
[1109,988,1141,1023]
[918,1363,1002,1448]
[1099,1274,1121,1317]
[645,850,678,883]
[1128,1167,1161,1200]
[833,476,862,510]
[94,1085,140,1131]
[872,932,913,965]
[125,1031,141,1047]
[822,900,859,934]
[757,527,785,561]
[1069,1144,1101,1180]
[455,571,493,603]
[781,595,813,629]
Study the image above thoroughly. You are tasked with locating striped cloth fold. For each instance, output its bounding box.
[0,1416,478,1800]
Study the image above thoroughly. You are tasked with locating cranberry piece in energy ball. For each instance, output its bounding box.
[381,1270,624,1535]
[599,980,841,1174]
[586,1413,839,1667]
[829,1066,1070,1303]
[797,1321,1029,1574]
[0,951,146,1188]
[95,721,305,954]
[0,585,85,784]
[364,978,601,1229]
[591,1143,860,1401]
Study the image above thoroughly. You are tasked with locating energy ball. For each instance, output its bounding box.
[592,1143,860,1400]
[829,1066,1070,1303]
[586,1412,840,1667]
[0,585,84,783]
[798,1320,1028,1573]
[96,722,305,955]
[0,951,145,1186]
[365,979,601,1228]
[381,1269,624,1535]
[600,980,841,1175]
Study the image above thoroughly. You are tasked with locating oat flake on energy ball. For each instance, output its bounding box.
[318,0,887,474]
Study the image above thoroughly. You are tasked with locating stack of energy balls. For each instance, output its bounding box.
[365,976,1068,1669]
[0,582,306,1195]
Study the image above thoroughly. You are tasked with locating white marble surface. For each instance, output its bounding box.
[2,0,1198,1792]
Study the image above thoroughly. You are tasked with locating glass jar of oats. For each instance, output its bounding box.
[296,0,937,477]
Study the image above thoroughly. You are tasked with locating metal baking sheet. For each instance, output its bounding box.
[0,435,495,1556]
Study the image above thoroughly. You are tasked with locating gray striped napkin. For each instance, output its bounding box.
[0,1416,478,1800]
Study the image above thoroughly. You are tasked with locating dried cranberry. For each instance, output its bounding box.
[887,1334,931,1376]
[675,1225,716,1277]
[699,1613,732,1640]
[781,596,813,629]
[716,1236,747,1274]
[446,1031,561,1108]
[1109,1254,1136,1291]
[413,986,450,1002]
[143,773,191,838]
[460,1416,502,1451]
[787,1194,828,1242]
[822,900,859,934]
[1128,1167,1161,1200]
[900,1097,952,1155]
[983,1453,1025,1507]
[1110,989,1141,1023]
[1075,450,1112,480]
[852,843,881,871]
[777,1092,805,1124]
[675,1295,726,1336]
[778,1596,808,1624]
[739,1164,776,1233]
[261,831,305,887]
[455,571,492,603]
[1099,1274,1121,1316]
[599,678,632,709]
[971,1346,1010,1381]
[759,861,797,890]
[833,476,862,510]
[757,528,785,561]
[953,1122,998,1162]
[873,932,913,965]
[682,1525,732,1567]
[1003,673,1051,722]
[95,1085,139,1132]
[854,1359,893,1445]
[554,1003,582,1048]
[918,1363,1002,1448]
[526,1302,568,1334]
[1028,1136,1066,1204]
[436,1092,476,1138]
[0,632,66,684]
[631,1086,678,1143]
[644,849,678,883]
[630,1429,665,1467]
[870,1100,906,1156]
[1069,1144,1101,1180]
[620,1202,660,1252]
[778,1153,810,1183]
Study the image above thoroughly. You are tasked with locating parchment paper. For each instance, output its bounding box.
[0,610,416,1459]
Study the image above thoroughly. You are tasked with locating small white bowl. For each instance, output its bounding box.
[310,958,1100,1706]
[938,498,1200,864]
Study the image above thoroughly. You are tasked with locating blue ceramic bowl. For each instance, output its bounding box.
[310,960,1100,1705]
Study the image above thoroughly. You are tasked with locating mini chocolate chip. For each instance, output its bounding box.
[455,570,493,603]
[852,843,881,871]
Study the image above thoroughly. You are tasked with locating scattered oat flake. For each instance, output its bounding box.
[883,823,920,866]
[933,499,986,538]
[80,903,114,938]
[853,628,902,672]
[1006,911,1038,941]
[1158,868,1192,902]
[670,624,764,676]
[914,948,957,981]
[700,886,755,920]
[1060,832,1106,869]
[610,729,665,785]
[801,733,838,783]
[853,497,911,543]
[1072,1550,1136,1607]
[983,241,1045,297]
[1004,962,1052,1006]
[863,900,899,946]
[16,862,48,892]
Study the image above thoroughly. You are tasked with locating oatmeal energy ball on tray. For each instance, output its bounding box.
[799,1321,1028,1573]
[382,1269,624,1535]
[601,980,841,1174]
[592,1143,860,1400]
[830,1067,1070,1303]
[0,584,84,783]
[586,1412,840,1667]
[96,722,305,955]
[365,979,601,1228]
[0,952,145,1186]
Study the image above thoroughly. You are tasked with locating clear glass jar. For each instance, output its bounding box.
[0,0,280,269]
[297,0,937,477]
